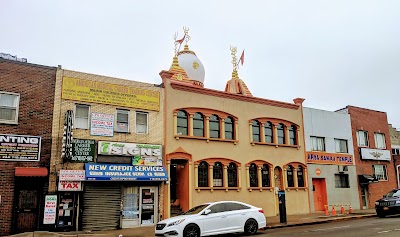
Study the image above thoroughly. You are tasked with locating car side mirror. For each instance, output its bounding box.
[202,209,211,215]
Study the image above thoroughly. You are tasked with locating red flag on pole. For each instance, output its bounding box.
[175,35,186,44]
[239,50,245,66]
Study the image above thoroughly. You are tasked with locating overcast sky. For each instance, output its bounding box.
[1,0,400,129]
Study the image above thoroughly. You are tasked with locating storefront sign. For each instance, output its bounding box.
[62,110,73,161]
[307,151,353,165]
[72,139,95,162]
[84,163,168,181]
[43,195,57,224]
[0,134,41,161]
[59,170,86,181]
[360,148,391,161]
[98,141,162,166]
[90,112,114,137]
[58,181,82,191]
[61,77,160,111]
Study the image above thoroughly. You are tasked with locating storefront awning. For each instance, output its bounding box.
[84,163,168,181]
[15,167,48,177]
[358,174,378,185]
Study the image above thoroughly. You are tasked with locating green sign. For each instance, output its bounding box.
[72,139,95,162]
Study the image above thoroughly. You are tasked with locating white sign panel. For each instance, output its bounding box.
[360,148,391,161]
[43,195,57,224]
[90,112,114,137]
[59,170,85,181]
[58,181,82,191]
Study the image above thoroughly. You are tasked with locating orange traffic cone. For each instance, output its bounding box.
[324,205,329,216]
[349,205,353,214]
[340,205,345,214]
[331,205,337,216]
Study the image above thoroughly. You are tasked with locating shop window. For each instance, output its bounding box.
[356,130,369,147]
[0,91,19,124]
[252,120,260,142]
[136,112,148,134]
[277,123,285,144]
[334,174,350,188]
[224,116,234,140]
[249,163,258,187]
[198,161,209,187]
[213,162,223,187]
[374,133,386,149]
[335,139,348,153]
[297,166,305,187]
[116,109,129,133]
[373,164,388,181]
[228,162,238,187]
[75,104,90,129]
[289,125,297,145]
[177,110,188,135]
[311,136,325,151]
[261,164,271,187]
[264,122,273,143]
[209,114,220,138]
[193,112,204,137]
[286,165,294,187]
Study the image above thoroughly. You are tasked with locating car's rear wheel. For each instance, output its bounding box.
[244,218,258,235]
[377,211,386,218]
[183,223,200,237]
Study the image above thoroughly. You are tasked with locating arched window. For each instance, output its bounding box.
[264,122,273,143]
[228,162,238,187]
[252,120,260,142]
[177,110,188,135]
[297,165,305,187]
[286,165,294,187]
[193,112,204,137]
[209,114,220,138]
[249,163,258,187]
[225,116,234,140]
[277,123,285,144]
[289,125,297,145]
[213,162,223,187]
[198,161,209,187]
[261,164,271,187]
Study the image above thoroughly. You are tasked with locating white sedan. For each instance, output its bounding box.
[155,201,267,237]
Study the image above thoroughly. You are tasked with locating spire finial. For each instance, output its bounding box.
[230,45,238,72]
[183,26,191,45]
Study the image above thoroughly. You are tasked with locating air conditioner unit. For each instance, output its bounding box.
[338,165,348,173]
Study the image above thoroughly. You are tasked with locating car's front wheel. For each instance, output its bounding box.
[183,223,200,237]
[377,210,386,218]
[244,218,258,235]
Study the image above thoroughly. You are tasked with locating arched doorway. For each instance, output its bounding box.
[274,166,283,190]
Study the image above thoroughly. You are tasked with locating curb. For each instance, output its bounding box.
[265,214,377,229]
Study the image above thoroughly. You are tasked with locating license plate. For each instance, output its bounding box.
[383,207,389,210]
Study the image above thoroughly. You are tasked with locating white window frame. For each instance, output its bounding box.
[374,133,386,149]
[311,136,325,151]
[335,139,348,153]
[74,104,90,129]
[373,164,388,181]
[0,91,20,124]
[116,109,130,133]
[135,111,148,134]
[356,130,369,147]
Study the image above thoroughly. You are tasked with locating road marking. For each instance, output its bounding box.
[306,225,351,232]
[378,229,400,234]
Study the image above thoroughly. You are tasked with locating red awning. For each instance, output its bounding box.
[15,167,48,177]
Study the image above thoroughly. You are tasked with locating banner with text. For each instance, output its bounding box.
[72,139,95,162]
[90,113,114,137]
[360,148,391,161]
[0,134,41,161]
[307,151,354,165]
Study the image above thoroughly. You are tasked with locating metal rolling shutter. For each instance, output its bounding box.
[82,183,122,231]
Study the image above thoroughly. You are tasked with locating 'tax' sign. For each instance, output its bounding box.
[58,181,82,191]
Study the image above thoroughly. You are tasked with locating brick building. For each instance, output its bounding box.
[389,124,400,188]
[0,58,57,235]
[337,106,397,209]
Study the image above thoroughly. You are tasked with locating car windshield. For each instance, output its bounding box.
[384,190,400,197]
[181,204,209,215]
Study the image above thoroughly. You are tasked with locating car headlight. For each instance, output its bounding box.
[375,202,380,206]
[167,219,185,227]
[396,200,400,204]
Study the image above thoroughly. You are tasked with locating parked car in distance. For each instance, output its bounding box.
[375,188,400,218]
[155,200,266,237]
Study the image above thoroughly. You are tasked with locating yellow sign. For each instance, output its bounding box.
[62,77,160,111]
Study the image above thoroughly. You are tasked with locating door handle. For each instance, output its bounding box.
[241,213,246,215]
[221,215,227,218]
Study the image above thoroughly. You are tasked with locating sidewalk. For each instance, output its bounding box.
[8,209,377,237]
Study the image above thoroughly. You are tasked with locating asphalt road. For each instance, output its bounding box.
[253,216,400,237]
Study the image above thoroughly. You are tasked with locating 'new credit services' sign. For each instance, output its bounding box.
[84,163,168,181]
